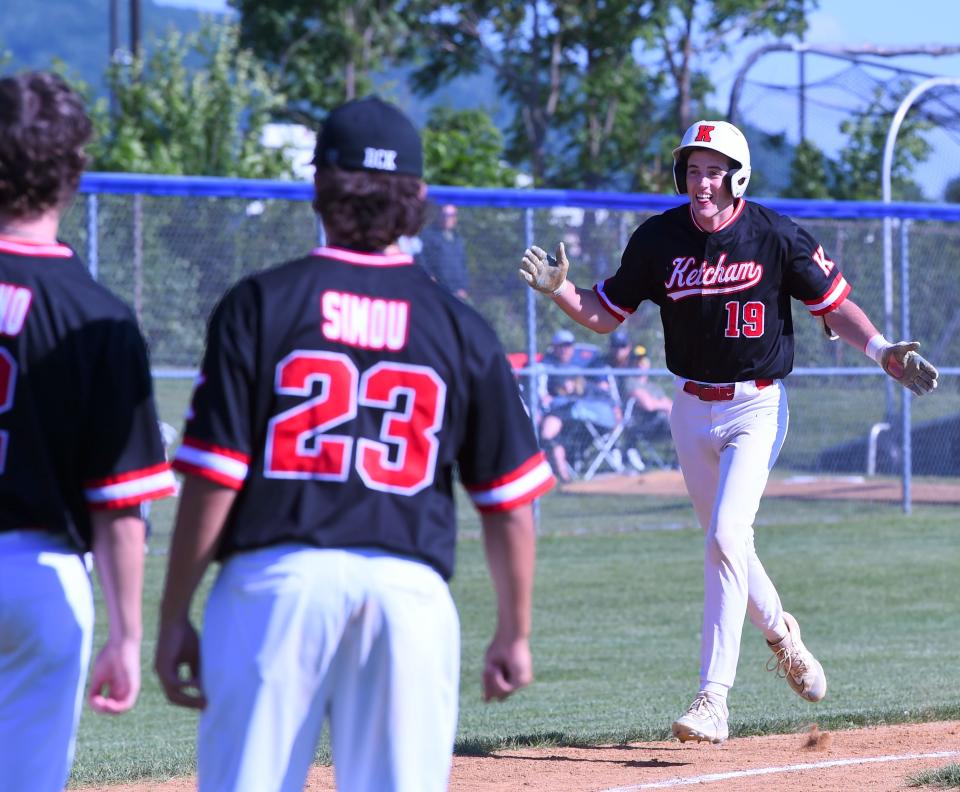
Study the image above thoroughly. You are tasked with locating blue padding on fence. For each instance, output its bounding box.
[79,173,960,221]
[80,172,314,200]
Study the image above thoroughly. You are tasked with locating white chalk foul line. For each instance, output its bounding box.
[600,750,960,791]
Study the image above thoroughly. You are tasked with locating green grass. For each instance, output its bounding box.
[910,764,960,789]
[68,486,960,786]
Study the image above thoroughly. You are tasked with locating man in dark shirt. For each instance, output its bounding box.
[418,202,470,299]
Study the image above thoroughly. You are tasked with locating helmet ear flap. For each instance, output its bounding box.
[726,166,752,199]
[673,156,687,195]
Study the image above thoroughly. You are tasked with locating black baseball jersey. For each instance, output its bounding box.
[594,201,850,383]
[0,237,176,551]
[173,246,554,579]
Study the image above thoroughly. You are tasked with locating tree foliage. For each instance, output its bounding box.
[90,22,290,178]
[944,176,960,203]
[651,0,812,135]
[422,107,517,187]
[834,84,932,201]
[405,1,671,189]
[783,139,833,199]
[230,0,411,126]
[223,0,819,192]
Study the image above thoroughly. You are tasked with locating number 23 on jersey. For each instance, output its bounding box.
[264,350,446,497]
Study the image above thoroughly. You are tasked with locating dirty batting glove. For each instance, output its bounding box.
[519,242,569,296]
[868,337,939,396]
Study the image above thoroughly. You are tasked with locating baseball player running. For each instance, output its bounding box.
[520,120,938,744]
[155,96,555,792]
[0,72,176,792]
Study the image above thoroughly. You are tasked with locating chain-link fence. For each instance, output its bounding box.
[67,176,960,507]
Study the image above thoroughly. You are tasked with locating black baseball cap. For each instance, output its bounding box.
[314,96,423,177]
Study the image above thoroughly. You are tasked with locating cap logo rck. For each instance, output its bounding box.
[695,125,715,142]
[363,147,398,171]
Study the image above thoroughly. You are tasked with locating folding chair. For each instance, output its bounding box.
[568,395,631,480]
[620,398,675,471]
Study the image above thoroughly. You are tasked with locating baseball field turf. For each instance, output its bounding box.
[68,483,959,787]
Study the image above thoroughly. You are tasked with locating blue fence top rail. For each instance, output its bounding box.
[79,173,960,221]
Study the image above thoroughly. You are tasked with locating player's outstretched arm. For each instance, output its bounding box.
[155,475,237,710]
[823,300,939,396]
[518,242,621,334]
[88,507,146,715]
[480,505,536,702]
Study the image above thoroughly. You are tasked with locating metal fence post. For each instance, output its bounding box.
[86,193,99,280]
[900,219,912,514]
[523,207,542,525]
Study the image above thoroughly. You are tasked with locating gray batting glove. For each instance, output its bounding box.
[519,243,569,296]
[879,341,939,396]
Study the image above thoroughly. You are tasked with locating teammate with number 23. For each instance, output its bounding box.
[520,120,938,745]
[155,96,554,792]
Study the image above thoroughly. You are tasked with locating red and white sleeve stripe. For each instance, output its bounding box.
[465,451,556,513]
[84,462,177,510]
[593,281,632,323]
[173,436,251,490]
[804,273,851,316]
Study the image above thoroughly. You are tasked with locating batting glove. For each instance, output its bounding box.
[879,341,939,396]
[519,243,569,296]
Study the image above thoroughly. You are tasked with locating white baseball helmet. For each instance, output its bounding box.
[672,120,752,198]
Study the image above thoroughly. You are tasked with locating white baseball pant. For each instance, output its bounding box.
[198,544,460,792]
[670,379,790,692]
[0,530,94,792]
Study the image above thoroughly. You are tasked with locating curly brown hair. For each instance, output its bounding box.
[0,71,92,218]
[313,167,426,252]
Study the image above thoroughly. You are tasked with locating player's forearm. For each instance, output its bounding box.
[551,280,621,334]
[159,476,236,624]
[481,505,536,640]
[822,299,883,355]
[91,508,146,644]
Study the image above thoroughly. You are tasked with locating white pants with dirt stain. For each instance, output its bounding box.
[670,379,790,692]
[198,544,460,792]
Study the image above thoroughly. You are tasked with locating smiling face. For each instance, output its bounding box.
[686,149,737,231]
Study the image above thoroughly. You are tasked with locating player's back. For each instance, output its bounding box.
[0,239,166,546]
[177,246,548,578]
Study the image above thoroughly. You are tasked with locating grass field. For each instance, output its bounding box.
[68,484,960,787]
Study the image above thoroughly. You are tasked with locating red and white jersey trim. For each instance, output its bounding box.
[0,237,73,258]
[688,199,745,233]
[593,282,631,323]
[466,451,556,513]
[310,246,414,267]
[84,463,177,510]
[173,437,250,490]
[805,273,851,316]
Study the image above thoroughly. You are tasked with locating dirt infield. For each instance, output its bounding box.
[562,468,960,504]
[79,721,960,791]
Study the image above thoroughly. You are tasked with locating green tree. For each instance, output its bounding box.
[783,139,833,199]
[423,107,517,187]
[834,84,932,201]
[90,21,289,179]
[653,0,812,135]
[943,175,960,203]
[406,1,668,188]
[230,0,410,126]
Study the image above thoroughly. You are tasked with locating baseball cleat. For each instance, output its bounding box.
[766,612,827,702]
[671,692,729,744]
